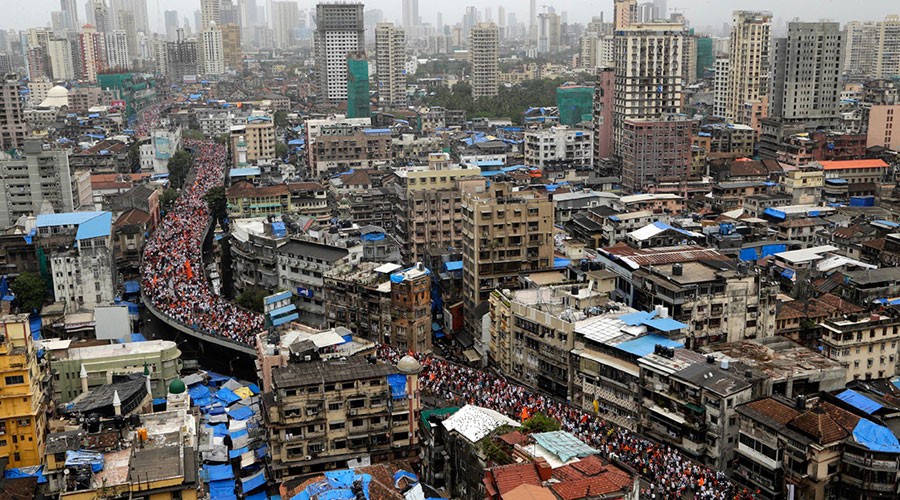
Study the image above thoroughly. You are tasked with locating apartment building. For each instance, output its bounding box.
[734,396,900,500]
[489,285,607,400]
[612,23,686,157]
[0,140,77,228]
[523,126,594,170]
[229,114,276,164]
[461,183,554,334]
[323,262,394,343]
[818,313,900,382]
[620,114,693,191]
[314,3,365,104]
[388,264,432,353]
[640,353,755,470]
[262,356,421,482]
[866,104,900,150]
[0,74,27,151]
[393,154,484,264]
[310,124,392,178]
[0,314,49,467]
[37,211,117,313]
[722,11,771,124]
[277,239,356,328]
[468,23,499,99]
[375,23,406,107]
[226,181,329,220]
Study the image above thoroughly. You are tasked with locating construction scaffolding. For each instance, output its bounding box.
[556,86,593,126]
[346,53,370,119]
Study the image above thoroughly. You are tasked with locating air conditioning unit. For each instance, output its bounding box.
[349,408,358,416]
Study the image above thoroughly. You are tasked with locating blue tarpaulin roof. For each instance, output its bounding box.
[781,268,795,279]
[229,167,261,177]
[615,334,684,357]
[247,383,260,395]
[619,311,656,326]
[288,138,305,145]
[763,207,786,220]
[246,492,268,500]
[30,315,41,340]
[228,406,254,420]
[4,465,47,483]
[387,373,407,400]
[123,281,140,294]
[130,332,146,342]
[205,464,235,481]
[66,450,104,472]
[393,470,418,488]
[190,384,211,400]
[264,291,292,305]
[852,418,900,452]
[206,423,228,437]
[242,470,267,492]
[445,261,463,271]
[644,317,688,332]
[836,389,883,414]
[553,257,571,268]
[210,479,236,499]
[216,388,241,406]
[229,446,249,459]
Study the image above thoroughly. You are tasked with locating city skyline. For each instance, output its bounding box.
[4,0,899,33]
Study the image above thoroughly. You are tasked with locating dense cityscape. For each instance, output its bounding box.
[0,0,899,499]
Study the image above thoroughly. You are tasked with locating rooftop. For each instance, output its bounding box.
[59,339,178,361]
[675,360,753,396]
[272,357,397,389]
[442,404,520,443]
[712,337,844,380]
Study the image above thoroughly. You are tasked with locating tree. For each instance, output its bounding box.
[214,133,230,145]
[182,129,205,140]
[11,272,46,313]
[522,413,561,433]
[236,287,268,313]
[275,142,289,159]
[204,186,229,230]
[159,188,179,211]
[166,150,193,190]
[274,110,288,128]
[126,141,141,172]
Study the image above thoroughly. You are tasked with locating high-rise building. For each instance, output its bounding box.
[402,0,419,31]
[843,21,880,81]
[220,0,238,25]
[314,3,364,104]
[537,12,560,53]
[61,0,80,31]
[769,22,843,128]
[620,114,693,190]
[713,57,729,117]
[389,264,432,353]
[271,1,298,50]
[48,38,76,79]
[876,16,900,81]
[93,0,110,33]
[79,25,106,81]
[201,24,225,75]
[468,22,499,99]
[614,0,637,30]
[528,0,537,41]
[0,314,50,467]
[164,10,179,41]
[221,23,242,70]
[696,36,713,79]
[375,22,406,108]
[240,0,258,40]
[593,68,615,160]
[0,74,26,153]
[0,139,76,227]
[346,53,370,119]
[200,0,221,31]
[165,29,199,82]
[104,30,129,69]
[461,183,554,335]
[117,9,137,60]
[720,11,771,124]
[132,0,149,34]
[612,22,686,157]
[497,5,506,38]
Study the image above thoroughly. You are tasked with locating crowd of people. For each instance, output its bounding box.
[133,102,167,138]
[141,140,265,345]
[379,346,759,500]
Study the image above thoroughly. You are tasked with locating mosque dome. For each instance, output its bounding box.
[168,378,186,394]
[40,85,69,108]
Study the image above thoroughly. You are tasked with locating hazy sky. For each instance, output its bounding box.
[6,0,899,33]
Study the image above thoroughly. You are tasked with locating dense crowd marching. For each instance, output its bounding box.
[133,102,167,138]
[135,109,756,499]
[141,140,265,345]
[379,346,759,500]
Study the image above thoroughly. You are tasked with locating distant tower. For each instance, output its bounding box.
[237,135,248,166]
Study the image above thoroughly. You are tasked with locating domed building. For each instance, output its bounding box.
[168,378,186,394]
[39,85,69,108]
[166,377,190,411]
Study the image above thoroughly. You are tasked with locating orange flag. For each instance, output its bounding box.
[184,260,194,279]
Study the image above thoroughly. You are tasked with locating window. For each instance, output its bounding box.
[16,419,29,427]
[328,402,342,411]
[4,376,24,386]
[329,422,345,431]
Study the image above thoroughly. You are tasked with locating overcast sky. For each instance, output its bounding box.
[6,0,898,33]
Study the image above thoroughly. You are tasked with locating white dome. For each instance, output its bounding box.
[397,355,422,374]
[47,85,69,97]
